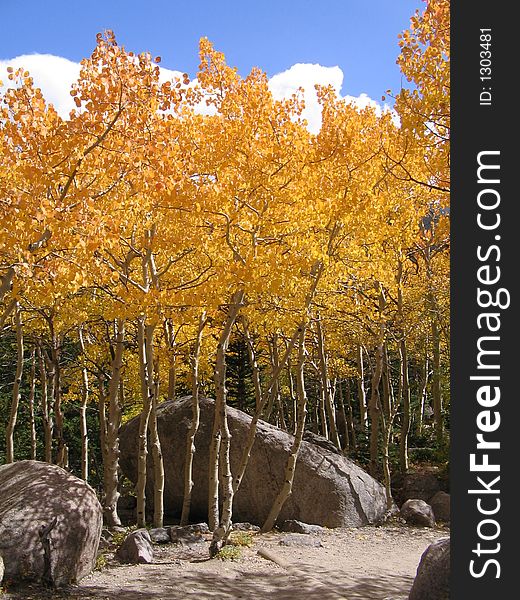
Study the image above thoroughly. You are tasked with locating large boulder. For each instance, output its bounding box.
[119,396,387,528]
[0,460,102,587]
[409,537,450,600]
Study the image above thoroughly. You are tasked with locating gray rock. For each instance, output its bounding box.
[168,526,206,545]
[401,499,436,528]
[115,529,153,564]
[149,527,171,544]
[232,522,260,532]
[429,491,450,522]
[279,520,325,534]
[302,430,342,455]
[400,472,441,504]
[119,397,388,528]
[409,537,450,600]
[279,534,323,547]
[0,554,4,585]
[182,522,210,534]
[0,460,102,587]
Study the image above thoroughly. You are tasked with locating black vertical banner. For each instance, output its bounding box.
[451,2,515,598]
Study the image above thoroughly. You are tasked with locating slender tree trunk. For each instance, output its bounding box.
[164,319,177,402]
[136,316,154,528]
[37,343,53,463]
[399,337,411,473]
[103,319,125,527]
[5,302,23,463]
[78,327,90,481]
[28,347,37,460]
[316,370,328,439]
[286,358,297,434]
[47,320,67,467]
[261,324,308,533]
[180,311,207,526]
[148,350,164,528]
[356,344,368,431]
[380,343,397,509]
[417,341,429,435]
[369,287,386,479]
[209,290,244,554]
[431,316,443,444]
[98,372,108,469]
[316,318,341,448]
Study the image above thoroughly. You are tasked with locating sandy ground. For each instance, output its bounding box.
[4,522,449,600]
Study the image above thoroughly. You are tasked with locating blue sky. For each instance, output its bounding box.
[1,0,422,97]
[0,1,424,132]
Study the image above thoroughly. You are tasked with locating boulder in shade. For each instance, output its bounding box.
[409,537,450,600]
[429,491,450,522]
[0,460,102,587]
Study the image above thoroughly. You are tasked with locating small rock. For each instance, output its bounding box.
[409,537,450,600]
[400,499,436,528]
[168,526,206,545]
[279,534,323,548]
[149,527,171,544]
[0,554,4,585]
[115,529,154,564]
[279,520,325,534]
[429,491,450,523]
[183,522,210,534]
[232,522,260,532]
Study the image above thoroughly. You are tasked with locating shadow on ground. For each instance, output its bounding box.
[4,567,413,600]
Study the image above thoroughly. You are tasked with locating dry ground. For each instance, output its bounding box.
[3,522,449,600]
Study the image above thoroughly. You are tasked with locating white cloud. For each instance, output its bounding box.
[268,63,343,133]
[0,53,396,130]
[0,54,81,116]
[268,62,397,133]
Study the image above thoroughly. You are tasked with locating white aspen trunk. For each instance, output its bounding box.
[209,290,244,554]
[47,321,67,468]
[78,327,90,482]
[5,302,23,463]
[356,344,368,431]
[369,286,386,479]
[148,346,164,528]
[417,340,429,435]
[316,318,341,448]
[180,311,207,526]
[37,343,53,463]
[28,347,37,460]
[98,372,108,468]
[261,324,308,533]
[136,316,153,528]
[286,358,297,434]
[337,379,350,451]
[103,319,125,527]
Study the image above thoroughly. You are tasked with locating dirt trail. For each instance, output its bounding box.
[4,523,449,600]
